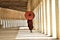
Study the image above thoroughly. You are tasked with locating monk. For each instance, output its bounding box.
[27,20,33,33]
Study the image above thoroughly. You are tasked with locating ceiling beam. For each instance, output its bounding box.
[0,0,28,12]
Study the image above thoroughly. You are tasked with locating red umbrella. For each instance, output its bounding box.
[25,11,35,20]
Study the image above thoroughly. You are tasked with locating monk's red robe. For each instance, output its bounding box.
[27,20,33,30]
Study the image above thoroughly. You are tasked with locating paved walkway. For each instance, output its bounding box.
[0,28,59,40]
[16,29,54,39]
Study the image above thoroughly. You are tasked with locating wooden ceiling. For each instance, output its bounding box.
[0,0,28,12]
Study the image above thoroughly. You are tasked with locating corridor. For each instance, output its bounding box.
[0,0,60,40]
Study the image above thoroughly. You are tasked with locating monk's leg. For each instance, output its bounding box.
[30,30,32,33]
[29,26,33,33]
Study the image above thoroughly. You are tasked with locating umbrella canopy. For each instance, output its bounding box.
[25,11,35,20]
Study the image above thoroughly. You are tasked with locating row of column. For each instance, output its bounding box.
[0,20,27,28]
[33,0,60,38]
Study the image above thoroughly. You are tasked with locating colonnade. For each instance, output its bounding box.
[0,20,27,28]
[33,0,60,39]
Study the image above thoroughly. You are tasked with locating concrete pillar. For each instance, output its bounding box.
[36,6,39,31]
[51,0,57,38]
[40,2,44,33]
[10,20,11,27]
[50,0,52,36]
[35,8,39,31]
[33,8,38,31]
[33,9,36,30]
[1,20,3,25]
[40,2,42,33]
[53,0,60,39]
[59,0,60,38]
[3,20,5,28]
[46,0,51,36]
[6,20,8,27]
[5,20,7,28]
[43,0,47,34]
[45,0,48,35]
[8,20,10,28]
[40,5,41,33]
[27,0,31,11]
[7,20,8,28]
[42,0,44,34]
[0,20,3,28]
[38,3,41,32]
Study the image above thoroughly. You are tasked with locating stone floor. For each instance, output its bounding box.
[0,28,19,40]
[16,30,48,39]
[0,28,60,40]
[16,30,59,40]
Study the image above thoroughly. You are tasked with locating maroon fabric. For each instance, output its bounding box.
[25,11,35,31]
[25,11,35,20]
[27,20,33,30]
